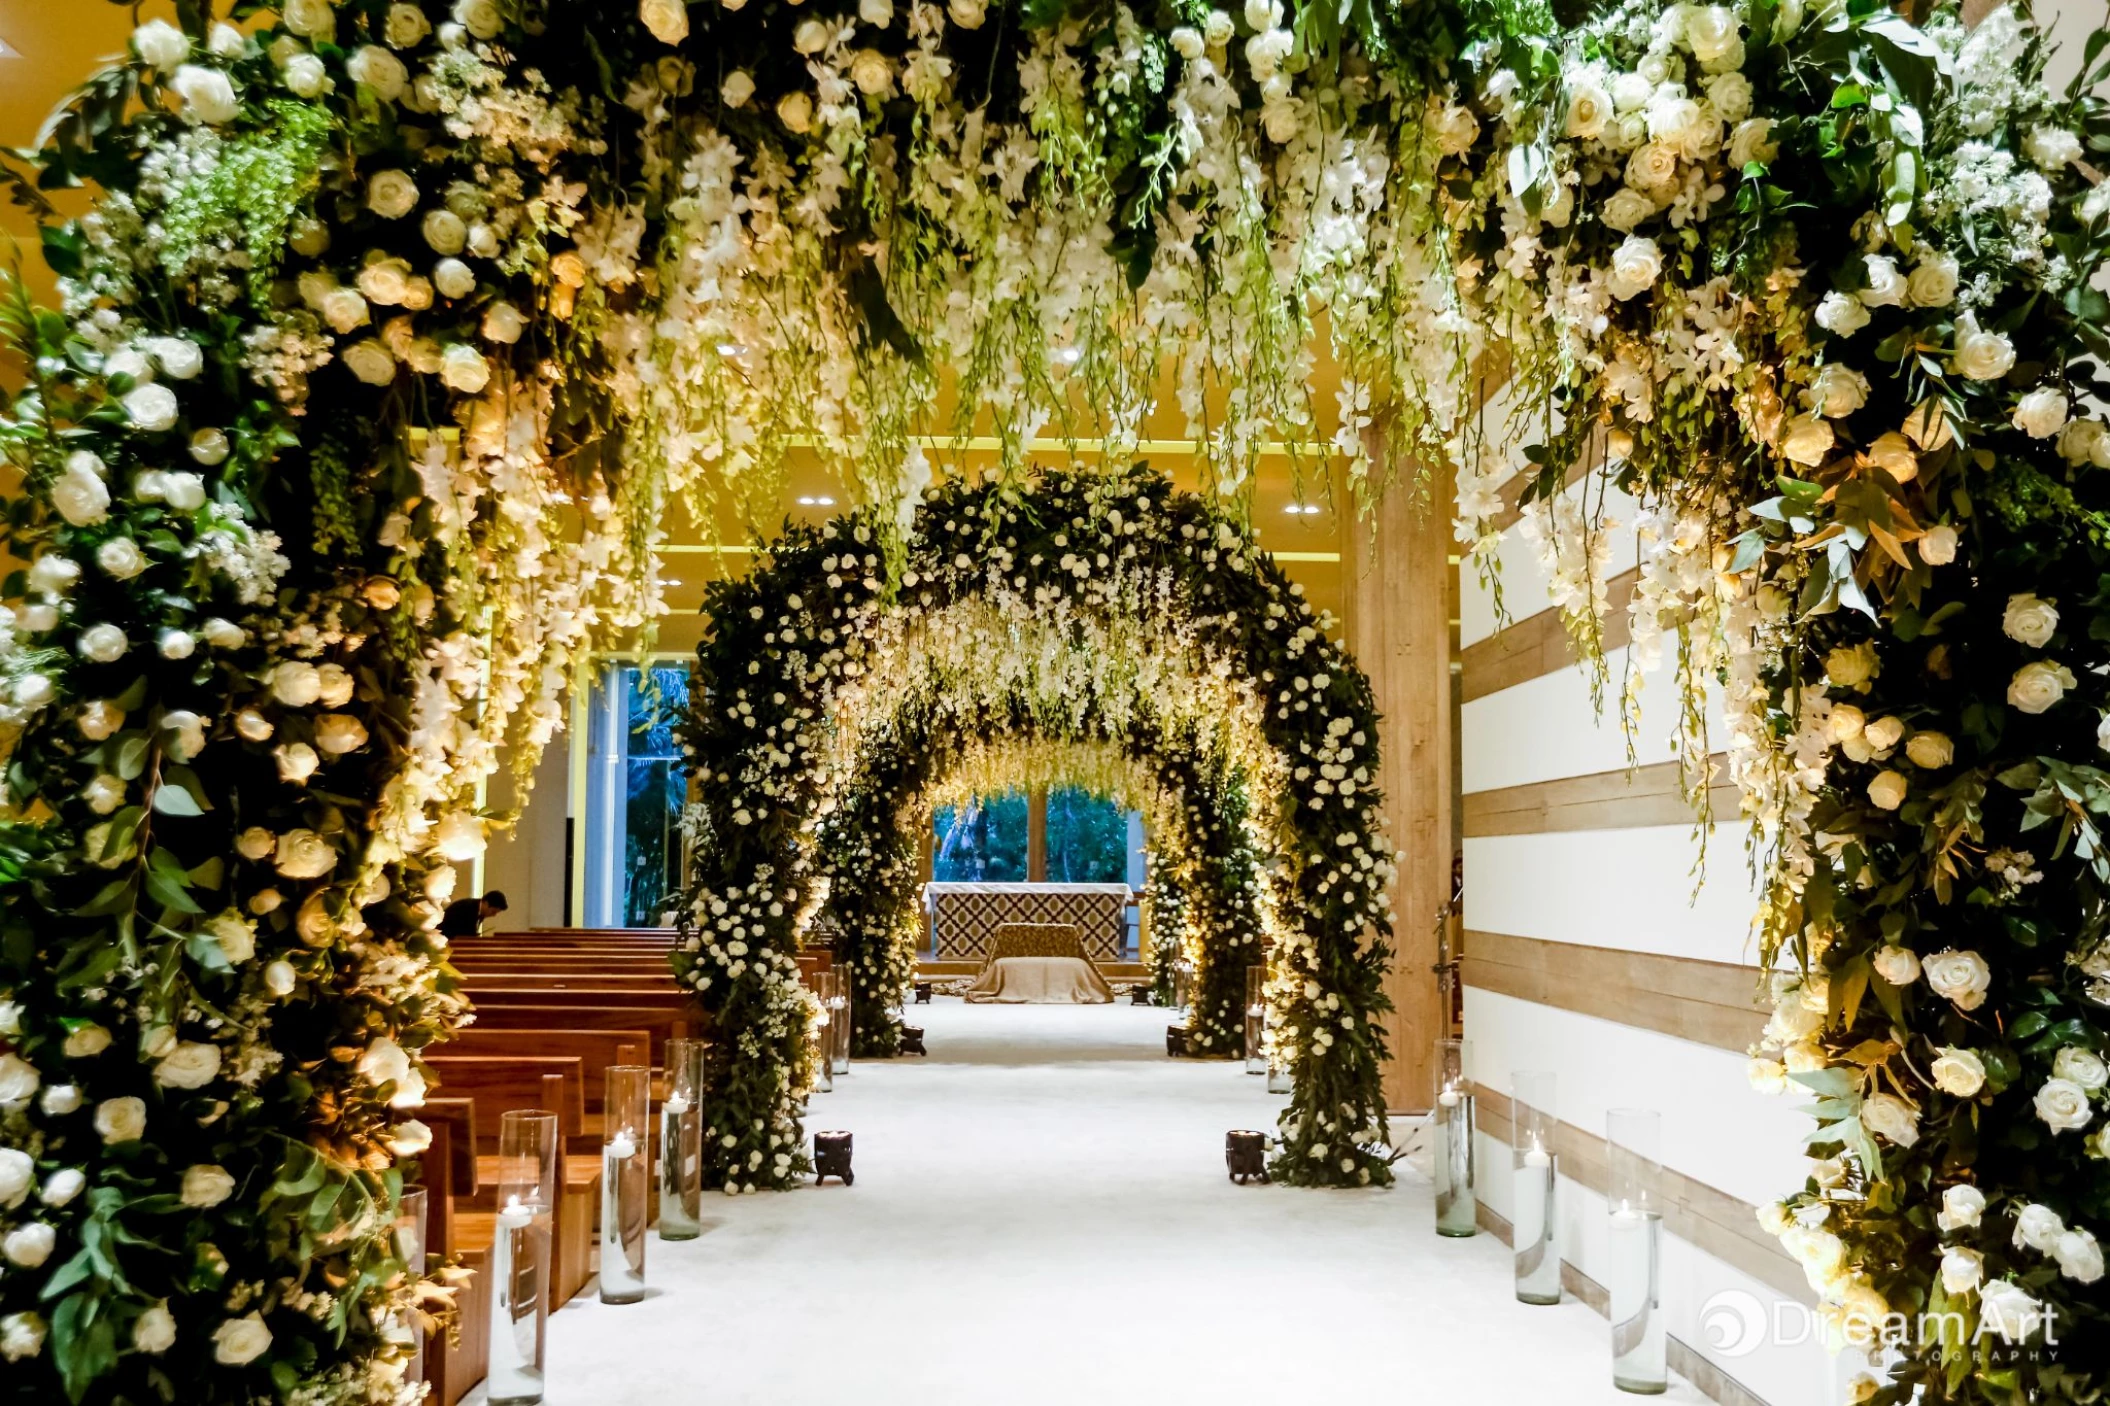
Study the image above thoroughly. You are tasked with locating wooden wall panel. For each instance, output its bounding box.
[1463,756,1740,836]
[1461,930,1771,1054]
[1459,567,1639,703]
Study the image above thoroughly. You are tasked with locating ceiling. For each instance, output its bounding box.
[0,0,1351,623]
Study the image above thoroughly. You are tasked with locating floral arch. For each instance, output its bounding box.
[674,466,1398,1192]
[0,0,2103,1399]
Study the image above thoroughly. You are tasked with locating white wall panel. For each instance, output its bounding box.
[1464,825,1765,967]
[1459,483,1641,649]
[1462,646,1726,794]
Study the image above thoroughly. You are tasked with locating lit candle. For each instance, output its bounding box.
[1524,1139,1551,1168]
[498,1194,532,1230]
[608,1131,637,1161]
[1438,1089,1461,1109]
[664,1093,691,1117]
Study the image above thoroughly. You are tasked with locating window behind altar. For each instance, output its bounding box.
[581,663,691,928]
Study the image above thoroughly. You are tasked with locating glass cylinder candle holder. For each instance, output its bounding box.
[659,1038,705,1242]
[488,1110,557,1406]
[601,1065,650,1304]
[1172,958,1193,1013]
[830,980,851,1076]
[1510,1069,1560,1305]
[813,999,835,1093]
[1267,1058,1293,1095]
[392,1187,428,1385]
[1244,965,1268,1075]
[1433,1038,1476,1238]
[1606,1108,1668,1394]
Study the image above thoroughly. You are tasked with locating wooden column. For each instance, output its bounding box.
[1341,455,1457,1115]
[1026,786,1048,882]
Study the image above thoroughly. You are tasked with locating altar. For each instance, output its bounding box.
[923,882,1133,962]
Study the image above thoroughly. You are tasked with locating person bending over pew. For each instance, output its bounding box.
[440,890,509,938]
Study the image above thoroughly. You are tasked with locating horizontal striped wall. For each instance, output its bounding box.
[1456,478,1852,1405]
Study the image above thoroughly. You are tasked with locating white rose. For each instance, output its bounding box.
[454,0,505,39]
[318,286,370,335]
[2035,1077,2093,1133]
[134,19,192,72]
[314,714,370,755]
[467,221,500,258]
[2025,125,2083,170]
[777,91,814,134]
[2053,1046,2108,1091]
[2008,659,2075,715]
[125,383,180,433]
[51,460,111,526]
[1866,770,1908,811]
[78,624,129,663]
[2003,593,2060,648]
[1864,716,1905,752]
[97,538,146,580]
[1727,117,1777,168]
[359,1036,415,1094]
[182,1164,236,1208]
[133,1303,177,1355]
[77,701,125,740]
[1807,363,1868,419]
[432,811,486,862]
[1684,5,1740,64]
[481,302,525,344]
[1940,1247,1984,1295]
[274,829,338,880]
[341,338,398,386]
[264,959,298,996]
[63,1024,111,1058]
[1747,1057,1788,1094]
[1954,315,2016,381]
[1,1312,45,1363]
[641,0,690,43]
[367,170,419,220]
[389,1119,433,1156]
[3,1223,54,1269]
[1704,70,1751,122]
[236,827,276,861]
[1872,945,1921,985]
[386,3,433,47]
[1600,187,1659,233]
[212,1314,273,1367]
[849,49,893,97]
[282,52,331,98]
[155,1041,223,1090]
[433,258,477,300]
[162,471,205,509]
[1909,252,1959,307]
[1861,1092,1920,1146]
[2015,1202,2066,1251]
[1930,1047,1986,1097]
[2013,388,2069,439]
[720,69,757,108]
[2053,1228,2104,1283]
[275,742,320,784]
[190,427,232,465]
[1606,234,1664,301]
[1857,254,1907,308]
[1779,415,1834,466]
[1919,524,1958,566]
[422,209,467,256]
[2059,419,2110,467]
[95,1095,147,1143]
[439,343,490,393]
[1923,949,1992,1011]
[1170,25,1205,59]
[170,65,240,125]
[283,0,337,39]
[949,0,987,28]
[1815,291,1871,337]
[347,45,409,101]
[40,1169,85,1210]
[202,911,256,964]
[41,1085,81,1116]
[272,661,323,707]
[1905,731,1953,769]
[0,1149,30,1207]
[201,617,245,649]
[1624,141,1680,195]
[0,1055,39,1106]
[793,17,830,52]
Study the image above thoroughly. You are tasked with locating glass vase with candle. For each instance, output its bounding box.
[1433,1038,1476,1237]
[1606,1108,1668,1393]
[489,1110,558,1405]
[829,978,851,1075]
[1510,1069,1560,1305]
[659,1038,705,1241]
[1244,965,1268,1075]
[392,1187,428,1385]
[812,972,836,1092]
[601,1065,650,1304]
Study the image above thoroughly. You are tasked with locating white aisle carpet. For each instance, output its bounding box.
[480,1000,1710,1405]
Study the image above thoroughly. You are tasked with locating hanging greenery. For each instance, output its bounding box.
[677,465,1398,1191]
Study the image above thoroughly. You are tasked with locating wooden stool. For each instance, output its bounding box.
[1226,1130,1269,1184]
[814,1131,854,1186]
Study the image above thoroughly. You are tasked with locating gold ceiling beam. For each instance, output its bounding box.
[782,435,1344,459]
[659,544,1342,563]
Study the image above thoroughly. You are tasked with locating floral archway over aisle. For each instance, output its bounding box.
[0,0,2105,1398]
[675,466,1398,1192]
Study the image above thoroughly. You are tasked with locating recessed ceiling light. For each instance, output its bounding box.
[716,342,745,357]
[815,496,835,506]
[1054,346,1082,365]
[797,496,816,506]
[1285,503,1322,516]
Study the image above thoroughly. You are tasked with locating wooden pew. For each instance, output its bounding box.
[464,1005,696,1059]
[468,987,698,1010]
[416,1118,489,1406]
[448,972,678,991]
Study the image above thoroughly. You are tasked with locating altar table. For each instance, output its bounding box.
[923,881,1132,961]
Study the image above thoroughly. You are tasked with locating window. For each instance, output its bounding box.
[932,791,1030,881]
[582,664,691,927]
[1045,786,1129,882]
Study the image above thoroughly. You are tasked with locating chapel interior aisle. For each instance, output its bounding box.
[475,1003,1712,1406]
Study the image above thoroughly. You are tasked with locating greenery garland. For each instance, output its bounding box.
[677,466,1398,1190]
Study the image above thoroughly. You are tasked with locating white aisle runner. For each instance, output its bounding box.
[481,1002,1712,1405]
